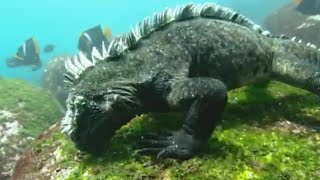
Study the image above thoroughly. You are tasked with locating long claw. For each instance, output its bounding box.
[137,129,199,159]
[157,146,191,159]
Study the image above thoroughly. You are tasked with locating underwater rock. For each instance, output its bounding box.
[12,81,320,179]
[295,0,320,15]
[0,78,63,180]
[264,3,320,47]
[42,56,70,108]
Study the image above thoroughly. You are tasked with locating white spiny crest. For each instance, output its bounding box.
[107,38,126,57]
[174,3,195,20]
[134,23,142,40]
[65,57,80,79]
[141,17,153,37]
[73,55,86,71]
[102,41,109,59]
[65,2,316,85]
[91,46,104,61]
[151,12,162,30]
[63,73,75,84]
[125,30,138,48]
[199,3,220,17]
[64,51,97,83]
[110,38,120,53]
[79,51,94,67]
[161,8,174,25]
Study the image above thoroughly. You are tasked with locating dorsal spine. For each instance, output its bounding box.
[63,2,319,86]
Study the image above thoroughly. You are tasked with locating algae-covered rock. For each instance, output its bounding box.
[264,3,320,47]
[13,80,320,180]
[42,56,70,108]
[0,78,63,180]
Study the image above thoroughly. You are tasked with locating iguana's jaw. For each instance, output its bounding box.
[61,91,122,154]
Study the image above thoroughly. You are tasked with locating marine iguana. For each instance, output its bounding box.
[61,3,320,159]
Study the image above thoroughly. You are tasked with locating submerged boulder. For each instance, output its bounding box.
[0,78,63,180]
[12,80,320,179]
[264,2,320,47]
[42,56,70,108]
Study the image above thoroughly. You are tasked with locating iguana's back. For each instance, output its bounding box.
[79,17,274,91]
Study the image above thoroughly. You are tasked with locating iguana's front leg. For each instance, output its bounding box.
[138,77,228,159]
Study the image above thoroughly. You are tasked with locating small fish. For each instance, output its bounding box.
[43,44,55,53]
[6,37,42,71]
[78,25,112,58]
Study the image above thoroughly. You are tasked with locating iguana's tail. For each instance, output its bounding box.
[271,37,320,95]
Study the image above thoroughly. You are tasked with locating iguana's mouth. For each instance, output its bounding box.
[60,91,120,153]
[61,93,84,136]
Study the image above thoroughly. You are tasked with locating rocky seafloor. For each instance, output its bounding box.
[42,55,71,108]
[0,78,63,180]
[12,80,320,180]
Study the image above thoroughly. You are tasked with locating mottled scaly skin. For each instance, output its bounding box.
[67,18,320,159]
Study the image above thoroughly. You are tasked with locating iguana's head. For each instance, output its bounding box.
[60,31,147,154]
[61,82,139,154]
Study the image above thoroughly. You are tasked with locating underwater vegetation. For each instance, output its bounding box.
[0,78,63,179]
[12,80,320,179]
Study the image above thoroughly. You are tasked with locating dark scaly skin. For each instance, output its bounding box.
[67,18,320,159]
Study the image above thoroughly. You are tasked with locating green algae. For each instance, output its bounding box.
[24,80,320,179]
[0,78,63,137]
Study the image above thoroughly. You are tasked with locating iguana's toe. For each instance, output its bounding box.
[137,129,201,160]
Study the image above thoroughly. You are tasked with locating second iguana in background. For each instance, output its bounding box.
[61,3,320,159]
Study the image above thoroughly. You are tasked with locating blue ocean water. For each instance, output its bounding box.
[0,0,291,86]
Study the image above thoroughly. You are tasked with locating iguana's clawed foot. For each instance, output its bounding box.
[137,129,201,160]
